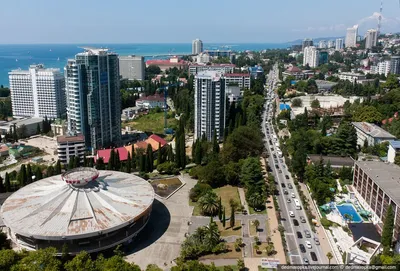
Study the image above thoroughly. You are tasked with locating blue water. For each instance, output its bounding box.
[336,204,363,223]
[0,43,289,86]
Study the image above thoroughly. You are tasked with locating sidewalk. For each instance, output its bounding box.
[260,157,286,265]
[298,183,338,264]
[238,187,250,215]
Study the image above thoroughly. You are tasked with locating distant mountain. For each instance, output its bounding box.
[286,37,345,45]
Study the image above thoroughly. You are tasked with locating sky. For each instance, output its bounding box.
[1,0,400,44]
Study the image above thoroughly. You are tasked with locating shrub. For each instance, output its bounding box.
[189,183,212,202]
[189,166,203,179]
[321,217,333,228]
[156,161,179,175]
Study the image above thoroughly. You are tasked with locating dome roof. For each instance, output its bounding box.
[1,168,154,240]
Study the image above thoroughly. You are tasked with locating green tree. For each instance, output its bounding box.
[95,254,141,271]
[0,176,4,193]
[36,123,41,134]
[253,219,260,232]
[18,164,27,187]
[107,150,115,170]
[383,74,400,90]
[68,155,75,170]
[222,207,226,228]
[291,98,303,107]
[198,190,219,216]
[230,204,235,228]
[311,98,321,109]
[126,152,132,173]
[248,192,265,209]
[146,144,154,172]
[326,252,333,266]
[96,157,105,170]
[381,204,395,254]
[46,165,55,177]
[237,259,245,271]
[12,247,62,271]
[212,129,220,154]
[115,150,121,171]
[218,197,222,221]
[55,160,62,175]
[35,167,43,180]
[4,173,11,192]
[145,264,163,271]
[64,251,96,271]
[194,139,202,164]
[0,249,19,271]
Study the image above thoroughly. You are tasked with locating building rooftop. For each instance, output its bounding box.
[348,223,381,243]
[308,155,354,167]
[224,73,250,77]
[0,118,44,128]
[0,169,154,239]
[352,122,397,139]
[196,71,223,79]
[189,63,235,67]
[57,134,85,144]
[136,94,164,102]
[96,147,129,163]
[355,161,400,206]
[389,140,400,149]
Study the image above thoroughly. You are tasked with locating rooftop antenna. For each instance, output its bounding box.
[377,0,383,36]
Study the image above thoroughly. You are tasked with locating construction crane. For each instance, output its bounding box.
[377,0,383,37]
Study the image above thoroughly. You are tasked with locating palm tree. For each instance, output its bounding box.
[198,191,219,216]
[205,217,220,250]
[266,243,275,256]
[254,236,260,245]
[327,252,333,266]
[254,244,260,254]
[254,220,260,232]
[248,192,265,209]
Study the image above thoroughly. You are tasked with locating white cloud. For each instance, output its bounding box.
[292,24,346,33]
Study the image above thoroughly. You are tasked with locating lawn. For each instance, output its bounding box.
[249,206,267,215]
[214,186,241,215]
[190,185,241,216]
[200,243,243,260]
[127,111,177,134]
[249,220,259,236]
[216,220,242,237]
[252,242,273,258]
[216,266,239,271]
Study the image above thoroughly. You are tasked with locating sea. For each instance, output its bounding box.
[0,43,289,86]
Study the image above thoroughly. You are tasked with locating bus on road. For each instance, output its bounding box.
[294,199,301,210]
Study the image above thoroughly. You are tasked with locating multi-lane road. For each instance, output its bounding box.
[262,66,327,265]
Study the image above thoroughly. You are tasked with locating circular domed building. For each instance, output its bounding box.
[1,168,154,255]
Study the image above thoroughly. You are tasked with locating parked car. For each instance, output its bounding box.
[285,175,290,180]
[284,190,288,195]
[281,183,286,188]
[310,252,318,261]
[291,193,296,198]
[289,211,295,217]
[300,216,306,223]
[303,257,309,265]
[304,230,311,238]
[305,240,312,249]
[299,244,306,253]
[287,198,291,203]
[278,169,282,173]
[293,219,299,226]
[288,183,293,189]
[275,165,279,169]
[297,231,303,239]
[314,237,320,245]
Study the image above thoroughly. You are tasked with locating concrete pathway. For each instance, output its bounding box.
[238,187,250,215]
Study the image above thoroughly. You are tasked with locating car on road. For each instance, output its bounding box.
[285,175,289,180]
[310,252,318,261]
[293,219,299,226]
[283,190,288,195]
[304,230,311,238]
[305,240,312,249]
[281,183,286,188]
[288,183,293,189]
[299,244,306,253]
[300,216,306,223]
[303,257,309,265]
[278,169,282,173]
[289,211,295,217]
[291,193,295,198]
[273,154,276,158]
[275,165,279,169]
[297,231,303,239]
[314,237,320,245]
[287,198,291,203]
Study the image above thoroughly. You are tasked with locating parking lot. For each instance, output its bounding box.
[24,136,58,165]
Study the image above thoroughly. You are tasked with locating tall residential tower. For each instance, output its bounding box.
[303,46,319,68]
[194,71,225,141]
[365,29,378,49]
[345,25,358,48]
[119,55,145,81]
[65,48,121,150]
[9,64,65,119]
[192,39,203,55]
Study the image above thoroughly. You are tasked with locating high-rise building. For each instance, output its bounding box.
[365,29,378,49]
[377,60,391,77]
[194,71,226,142]
[345,25,358,48]
[327,40,335,48]
[119,55,145,81]
[192,39,203,55]
[390,56,400,75]
[302,38,313,51]
[9,64,65,119]
[303,46,319,68]
[65,48,121,150]
[318,40,327,49]
[335,38,344,50]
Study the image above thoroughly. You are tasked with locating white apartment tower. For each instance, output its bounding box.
[318,40,327,49]
[194,71,226,142]
[119,55,145,81]
[345,25,359,48]
[192,39,203,55]
[303,46,319,68]
[335,38,344,50]
[327,40,335,48]
[9,64,65,119]
[377,60,391,77]
[365,29,378,49]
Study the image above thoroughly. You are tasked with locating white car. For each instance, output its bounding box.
[289,211,295,217]
[305,240,312,249]
[291,193,296,198]
[287,198,291,203]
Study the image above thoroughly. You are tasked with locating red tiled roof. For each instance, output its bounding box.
[0,145,9,152]
[134,141,148,150]
[96,147,128,163]
[149,134,167,146]
[287,66,301,73]
[224,73,250,77]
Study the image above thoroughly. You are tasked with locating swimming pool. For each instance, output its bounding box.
[336,204,363,223]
